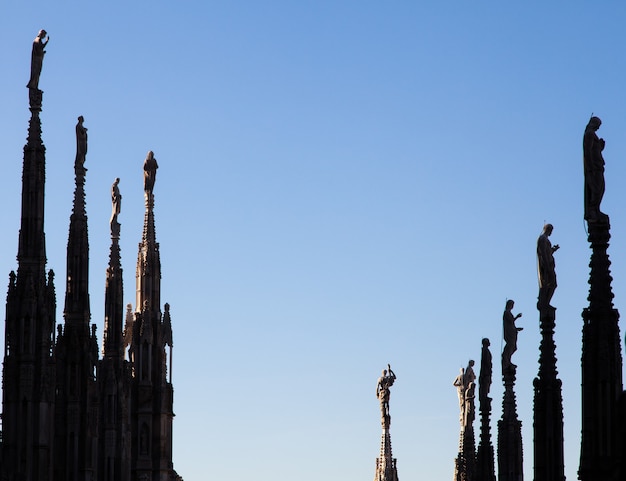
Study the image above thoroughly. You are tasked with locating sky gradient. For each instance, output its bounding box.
[2,3,626,480]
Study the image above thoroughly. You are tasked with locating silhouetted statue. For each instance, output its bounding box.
[537,224,559,309]
[376,364,396,421]
[583,116,608,223]
[479,338,492,404]
[465,359,476,386]
[143,151,158,195]
[110,178,121,234]
[27,29,49,90]
[502,300,523,369]
[75,116,87,171]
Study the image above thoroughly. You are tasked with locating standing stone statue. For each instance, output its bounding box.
[453,361,477,427]
[465,360,476,386]
[537,224,559,309]
[463,360,477,427]
[27,29,49,90]
[502,300,523,370]
[75,116,87,172]
[479,338,493,405]
[453,368,466,423]
[376,364,396,425]
[110,178,122,235]
[143,151,158,195]
[464,375,476,427]
[583,116,608,223]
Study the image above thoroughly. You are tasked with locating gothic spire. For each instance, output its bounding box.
[498,300,523,481]
[130,151,180,480]
[453,360,477,481]
[476,338,496,481]
[136,150,161,314]
[54,115,99,481]
[18,30,50,274]
[579,117,623,481]
[63,115,91,327]
[104,177,124,359]
[374,365,399,481]
[2,29,56,481]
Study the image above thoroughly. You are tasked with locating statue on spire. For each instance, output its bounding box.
[143,151,158,195]
[373,364,400,481]
[75,116,87,174]
[583,116,608,223]
[27,29,49,90]
[537,223,559,309]
[110,178,121,237]
[376,364,396,428]
[502,300,523,370]
[479,338,493,405]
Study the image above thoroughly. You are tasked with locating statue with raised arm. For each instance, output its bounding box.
[75,116,87,171]
[110,178,122,235]
[27,29,49,90]
[502,300,523,369]
[537,224,559,309]
[376,364,396,424]
[583,116,608,223]
[143,151,158,195]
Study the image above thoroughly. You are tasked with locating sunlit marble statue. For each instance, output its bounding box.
[377,364,396,426]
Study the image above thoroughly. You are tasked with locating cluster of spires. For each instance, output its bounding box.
[373,115,625,481]
[6,27,626,481]
[0,30,181,481]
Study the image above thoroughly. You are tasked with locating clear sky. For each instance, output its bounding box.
[2,2,626,480]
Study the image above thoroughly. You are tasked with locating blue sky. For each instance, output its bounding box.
[2,2,626,480]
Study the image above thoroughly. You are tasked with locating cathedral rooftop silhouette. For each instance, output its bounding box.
[0,30,182,481]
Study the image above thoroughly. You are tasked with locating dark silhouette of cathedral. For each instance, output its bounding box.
[0,31,182,481]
